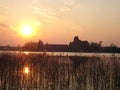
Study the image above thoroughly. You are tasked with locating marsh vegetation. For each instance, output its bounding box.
[0,53,120,90]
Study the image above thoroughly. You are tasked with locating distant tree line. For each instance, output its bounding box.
[21,36,120,53]
[22,40,44,51]
[0,36,120,53]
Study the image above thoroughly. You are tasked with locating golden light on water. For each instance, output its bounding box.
[24,52,29,55]
[24,67,29,75]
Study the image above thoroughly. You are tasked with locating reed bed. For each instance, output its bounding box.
[0,53,120,90]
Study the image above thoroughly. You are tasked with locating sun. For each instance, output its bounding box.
[21,25,33,36]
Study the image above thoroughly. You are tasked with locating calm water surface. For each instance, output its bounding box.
[0,50,120,57]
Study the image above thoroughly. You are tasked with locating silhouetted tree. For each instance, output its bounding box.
[22,42,38,51]
[88,41,103,52]
[89,42,96,52]
[22,40,44,51]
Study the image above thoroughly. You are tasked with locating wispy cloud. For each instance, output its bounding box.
[0,4,8,15]
[59,0,75,12]
[0,23,16,33]
[0,23,10,29]
[33,20,42,25]
[64,0,74,6]
[32,0,58,23]
[31,0,77,23]
[59,7,71,12]
[0,6,8,9]
[32,5,58,23]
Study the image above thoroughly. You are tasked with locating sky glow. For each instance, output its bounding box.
[0,0,120,46]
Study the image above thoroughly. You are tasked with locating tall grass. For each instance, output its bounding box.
[0,53,120,90]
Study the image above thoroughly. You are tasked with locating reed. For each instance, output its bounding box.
[0,53,120,90]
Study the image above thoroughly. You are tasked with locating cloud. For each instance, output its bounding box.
[31,0,77,23]
[0,23,13,35]
[59,7,71,12]
[0,23,15,32]
[59,0,75,12]
[32,6,59,23]
[33,20,42,25]
[0,23,10,29]
[33,6,55,17]
[0,4,8,9]
[64,0,74,6]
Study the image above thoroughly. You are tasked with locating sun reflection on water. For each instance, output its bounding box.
[24,52,29,55]
[24,67,30,75]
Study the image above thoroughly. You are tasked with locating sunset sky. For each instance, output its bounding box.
[0,0,120,46]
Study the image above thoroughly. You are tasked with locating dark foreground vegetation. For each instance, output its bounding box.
[0,53,120,90]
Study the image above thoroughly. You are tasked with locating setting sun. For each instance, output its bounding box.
[21,25,33,36]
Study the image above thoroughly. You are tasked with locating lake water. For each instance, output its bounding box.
[0,50,120,57]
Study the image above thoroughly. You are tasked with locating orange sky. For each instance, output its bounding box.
[0,0,120,46]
